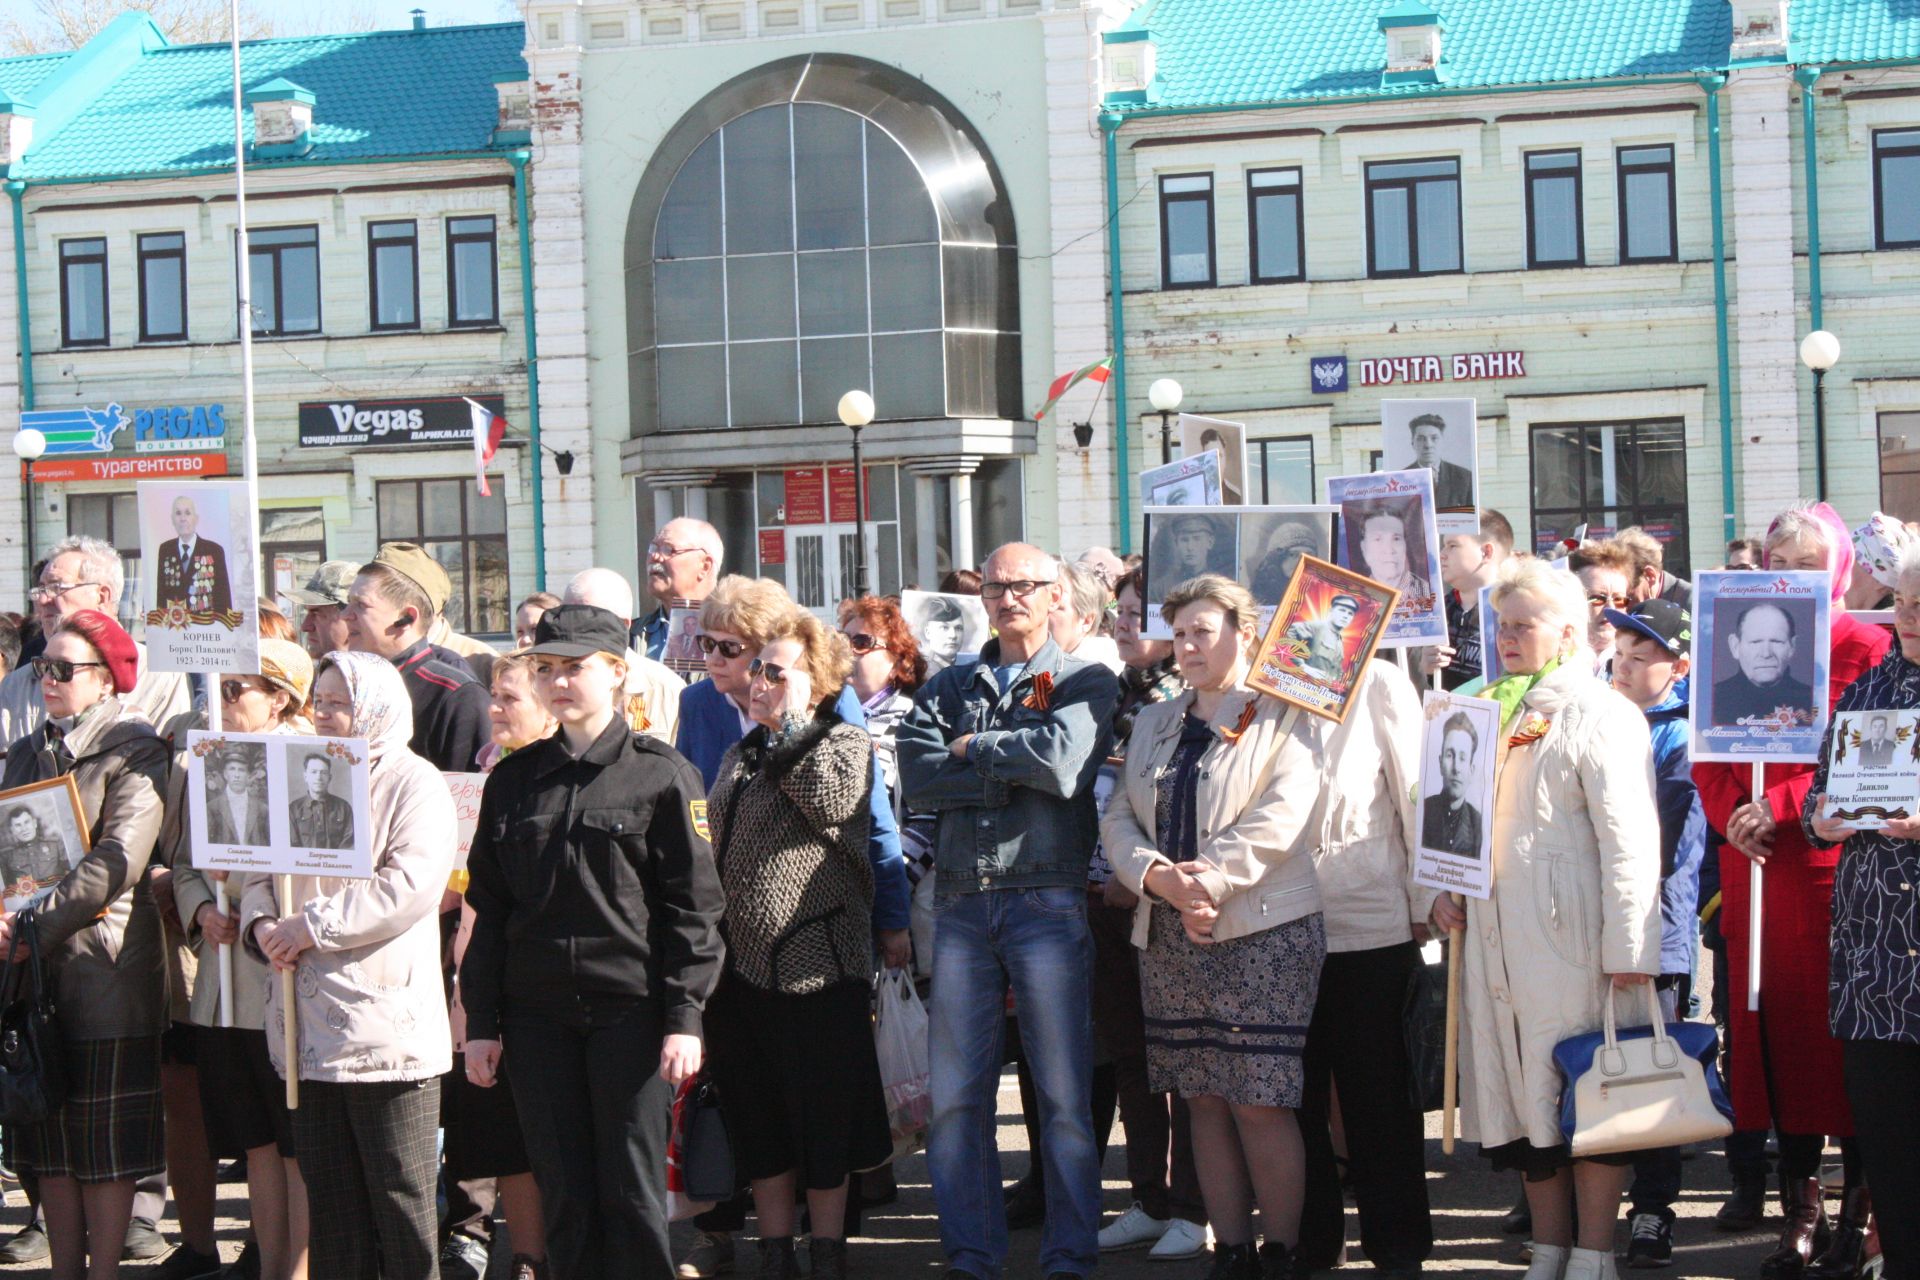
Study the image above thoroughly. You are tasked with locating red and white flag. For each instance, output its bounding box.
[464,398,506,497]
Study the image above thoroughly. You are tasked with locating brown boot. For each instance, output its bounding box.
[1806,1186,1871,1280]
[1760,1177,1832,1279]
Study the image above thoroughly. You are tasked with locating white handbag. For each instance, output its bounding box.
[1557,984,1734,1157]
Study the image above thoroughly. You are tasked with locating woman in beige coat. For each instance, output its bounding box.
[242,651,455,1280]
[1429,558,1661,1280]
[1102,575,1325,1280]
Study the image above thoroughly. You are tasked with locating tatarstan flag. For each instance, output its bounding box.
[1034,356,1114,421]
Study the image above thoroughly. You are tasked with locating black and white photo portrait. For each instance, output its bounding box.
[1422,711,1484,859]
[1178,415,1248,507]
[1381,398,1479,525]
[1344,497,1434,602]
[901,591,989,677]
[1411,690,1499,897]
[203,742,270,846]
[1241,511,1333,607]
[1147,512,1239,604]
[0,780,88,909]
[286,747,354,850]
[1861,713,1898,770]
[1711,599,1816,728]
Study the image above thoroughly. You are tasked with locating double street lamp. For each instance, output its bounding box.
[837,390,874,599]
[1800,330,1840,503]
[1148,377,1183,465]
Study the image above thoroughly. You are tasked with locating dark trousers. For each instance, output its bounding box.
[506,1006,673,1280]
[1844,1038,1920,1280]
[292,1077,442,1280]
[1709,927,1772,1183]
[1298,943,1433,1271]
[1628,978,1688,1215]
[1087,898,1203,1223]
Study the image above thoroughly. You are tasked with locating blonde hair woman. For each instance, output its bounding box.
[1428,558,1660,1280]
[1100,574,1327,1280]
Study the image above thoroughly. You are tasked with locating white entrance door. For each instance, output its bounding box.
[785,523,878,612]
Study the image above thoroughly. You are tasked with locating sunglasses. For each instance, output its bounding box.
[221,679,266,704]
[32,658,106,683]
[844,632,884,654]
[980,578,1054,600]
[746,657,789,684]
[697,635,749,659]
[1587,592,1630,610]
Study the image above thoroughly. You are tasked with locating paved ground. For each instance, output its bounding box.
[0,1075,1794,1278]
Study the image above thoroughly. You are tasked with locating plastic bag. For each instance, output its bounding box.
[875,968,931,1160]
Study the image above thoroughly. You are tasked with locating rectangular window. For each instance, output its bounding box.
[375,479,509,634]
[137,232,186,342]
[1365,158,1461,278]
[1158,174,1215,288]
[66,494,140,627]
[1880,411,1920,521]
[1617,145,1677,264]
[447,216,498,326]
[1530,419,1690,567]
[1251,436,1315,504]
[246,225,321,336]
[1247,168,1304,284]
[260,507,327,616]
[1874,129,1920,250]
[1525,150,1584,268]
[59,238,108,347]
[367,221,419,331]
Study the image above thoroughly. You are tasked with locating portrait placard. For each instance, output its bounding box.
[1140,451,1223,512]
[1380,398,1479,536]
[186,730,374,878]
[1690,571,1832,763]
[1325,469,1446,648]
[1412,690,1499,900]
[445,772,486,872]
[661,604,706,676]
[901,591,990,677]
[138,480,260,675]
[1177,414,1248,506]
[1142,505,1336,640]
[1823,709,1920,829]
[1248,555,1398,723]
[0,776,89,911]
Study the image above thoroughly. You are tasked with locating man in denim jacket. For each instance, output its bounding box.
[899,543,1119,1280]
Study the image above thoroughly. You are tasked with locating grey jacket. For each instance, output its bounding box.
[897,637,1118,893]
[1,699,171,1039]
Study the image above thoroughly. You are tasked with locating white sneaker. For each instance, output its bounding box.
[1099,1202,1170,1251]
[1564,1246,1621,1280]
[1148,1218,1210,1260]
[1525,1242,1569,1280]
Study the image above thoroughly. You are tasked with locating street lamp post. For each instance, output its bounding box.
[1147,378,1183,465]
[837,389,875,599]
[13,427,45,578]
[1800,330,1840,503]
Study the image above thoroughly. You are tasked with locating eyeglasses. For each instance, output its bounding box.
[1587,592,1630,611]
[31,658,106,683]
[979,578,1054,600]
[746,657,789,684]
[27,581,97,604]
[220,679,267,704]
[646,542,701,561]
[844,632,883,654]
[696,635,749,659]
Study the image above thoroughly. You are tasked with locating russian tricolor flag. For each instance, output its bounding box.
[464,398,507,497]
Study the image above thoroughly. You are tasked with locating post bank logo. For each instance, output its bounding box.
[1309,356,1349,393]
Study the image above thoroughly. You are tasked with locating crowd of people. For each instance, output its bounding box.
[0,494,1913,1280]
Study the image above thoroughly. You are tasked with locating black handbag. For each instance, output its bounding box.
[680,1075,737,1204]
[0,908,66,1125]
[1402,950,1447,1113]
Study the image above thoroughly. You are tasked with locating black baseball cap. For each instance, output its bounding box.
[523,604,630,659]
[1603,598,1692,658]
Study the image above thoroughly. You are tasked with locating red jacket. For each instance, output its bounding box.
[1694,611,1890,1134]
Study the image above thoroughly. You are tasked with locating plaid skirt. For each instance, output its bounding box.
[15,1035,164,1184]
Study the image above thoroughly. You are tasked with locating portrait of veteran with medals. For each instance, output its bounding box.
[1713,600,1814,725]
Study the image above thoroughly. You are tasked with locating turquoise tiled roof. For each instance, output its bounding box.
[1790,0,1920,65]
[1109,0,1733,112]
[10,22,525,181]
[0,52,73,108]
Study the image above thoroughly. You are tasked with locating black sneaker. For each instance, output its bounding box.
[1627,1208,1676,1269]
[0,1223,48,1264]
[124,1217,169,1262]
[150,1244,225,1280]
[224,1239,261,1280]
[440,1234,490,1280]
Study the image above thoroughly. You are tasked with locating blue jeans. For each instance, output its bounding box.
[929,887,1098,1279]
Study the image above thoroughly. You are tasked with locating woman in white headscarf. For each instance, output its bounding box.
[1847,512,1915,613]
[240,651,456,1280]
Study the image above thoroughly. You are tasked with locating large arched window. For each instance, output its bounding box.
[626,55,1020,437]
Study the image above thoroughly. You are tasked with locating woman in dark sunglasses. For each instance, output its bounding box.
[0,609,171,1280]
[674,575,791,790]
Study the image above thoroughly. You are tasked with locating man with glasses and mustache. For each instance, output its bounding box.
[897,543,1119,1280]
[0,535,189,760]
[634,518,725,661]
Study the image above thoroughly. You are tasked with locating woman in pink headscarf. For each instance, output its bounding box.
[1694,501,1887,1278]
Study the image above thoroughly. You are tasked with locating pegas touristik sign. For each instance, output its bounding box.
[21,401,230,482]
[298,395,506,450]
